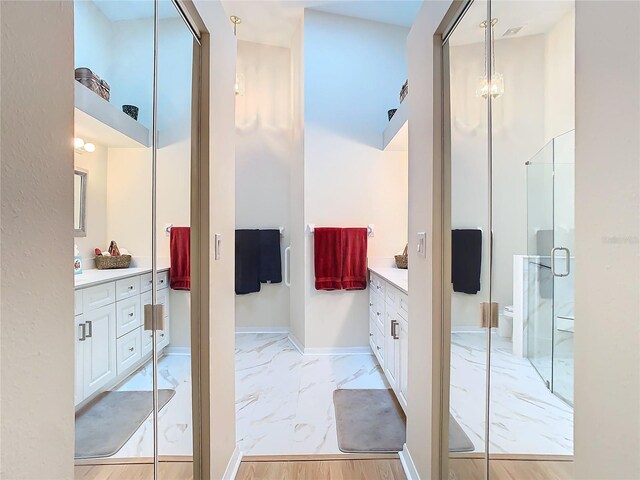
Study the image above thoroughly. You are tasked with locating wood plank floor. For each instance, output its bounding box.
[449,458,574,480]
[236,457,406,480]
[75,456,573,480]
[75,462,193,480]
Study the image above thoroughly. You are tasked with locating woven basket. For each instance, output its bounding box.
[95,255,131,270]
[75,67,110,102]
[395,245,408,269]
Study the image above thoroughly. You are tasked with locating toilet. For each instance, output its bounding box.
[499,305,514,338]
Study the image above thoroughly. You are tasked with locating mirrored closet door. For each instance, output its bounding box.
[443,1,575,478]
[73,1,201,477]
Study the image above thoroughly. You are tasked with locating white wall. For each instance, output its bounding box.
[193,1,238,477]
[574,1,640,478]
[303,10,409,349]
[235,40,292,330]
[544,8,575,143]
[406,1,454,476]
[0,2,75,478]
[75,145,109,263]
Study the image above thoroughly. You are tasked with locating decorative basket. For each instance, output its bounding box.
[400,79,409,103]
[395,245,408,269]
[75,67,111,102]
[95,255,132,270]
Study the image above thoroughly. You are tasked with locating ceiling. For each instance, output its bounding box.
[448,0,574,46]
[220,0,422,48]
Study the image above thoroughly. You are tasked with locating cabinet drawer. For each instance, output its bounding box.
[140,271,170,293]
[142,328,153,356]
[399,293,409,316]
[82,282,116,312]
[116,276,141,301]
[140,273,153,293]
[116,296,142,338]
[116,328,142,375]
[371,294,384,332]
[157,271,169,290]
[369,274,385,296]
[386,286,399,307]
[75,290,83,316]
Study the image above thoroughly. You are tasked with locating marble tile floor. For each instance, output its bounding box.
[450,332,573,455]
[235,333,389,455]
[88,331,572,459]
[109,353,193,458]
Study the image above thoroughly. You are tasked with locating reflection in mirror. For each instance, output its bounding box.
[74,170,87,236]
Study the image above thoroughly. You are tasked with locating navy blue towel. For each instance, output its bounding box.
[259,230,282,284]
[451,229,482,294]
[235,229,261,295]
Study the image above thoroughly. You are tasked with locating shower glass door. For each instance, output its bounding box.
[551,130,575,405]
[526,142,555,387]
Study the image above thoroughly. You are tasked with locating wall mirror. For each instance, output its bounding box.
[74,170,87,237]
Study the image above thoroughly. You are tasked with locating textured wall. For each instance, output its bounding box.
[0,1,75,478]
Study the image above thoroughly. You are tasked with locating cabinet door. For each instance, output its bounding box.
[384,308,399,389]
[75,314,86,405]
[83,304,117,398]
[398,317,409,410]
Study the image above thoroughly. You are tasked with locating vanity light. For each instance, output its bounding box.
[74,137,96,154]
[476,18,505,100]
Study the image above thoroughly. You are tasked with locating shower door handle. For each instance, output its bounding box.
[284,246,291,288]
[551,247,570,277]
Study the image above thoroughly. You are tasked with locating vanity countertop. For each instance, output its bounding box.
[368,266,408,294]
[75,266,169,289]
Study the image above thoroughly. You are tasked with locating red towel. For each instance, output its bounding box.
[314,228,343,291]
[170,227,190,291]
[342,228,368,290]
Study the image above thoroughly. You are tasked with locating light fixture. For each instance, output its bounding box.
[476,18,505,100]
[230,15,244,96]
[74,137,96,154]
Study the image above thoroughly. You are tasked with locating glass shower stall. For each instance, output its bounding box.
[526,129,575,405]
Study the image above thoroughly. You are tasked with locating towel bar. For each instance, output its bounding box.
[306,224,375,237]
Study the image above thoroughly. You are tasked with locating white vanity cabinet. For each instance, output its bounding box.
[369,270,409,412]
[74,269,171,407]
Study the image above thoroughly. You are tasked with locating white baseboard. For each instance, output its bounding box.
[222,446,243,480]
[303,346,372,355]
[451,325,485,333]
[399,444,420,480]
[164,347,191,356]
[287,333,305,355]
[235,326,290,334]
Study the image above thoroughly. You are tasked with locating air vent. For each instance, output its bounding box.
[503,26,523,37]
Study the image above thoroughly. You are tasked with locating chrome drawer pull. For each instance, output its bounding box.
[79,323,86,341]
[85,321,93,338]
[129,347,134,352]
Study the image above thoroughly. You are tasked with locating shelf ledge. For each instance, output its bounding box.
[74,82,151,148]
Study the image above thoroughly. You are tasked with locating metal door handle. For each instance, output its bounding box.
[85,320,93,338]
[551,247,570,277]
[79,323,86,341]
[391,320,399,339]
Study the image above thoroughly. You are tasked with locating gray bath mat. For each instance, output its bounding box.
[449,414,475,452]
[333,389,475,453]
[334,389,406,452]
[75,389,176,459]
